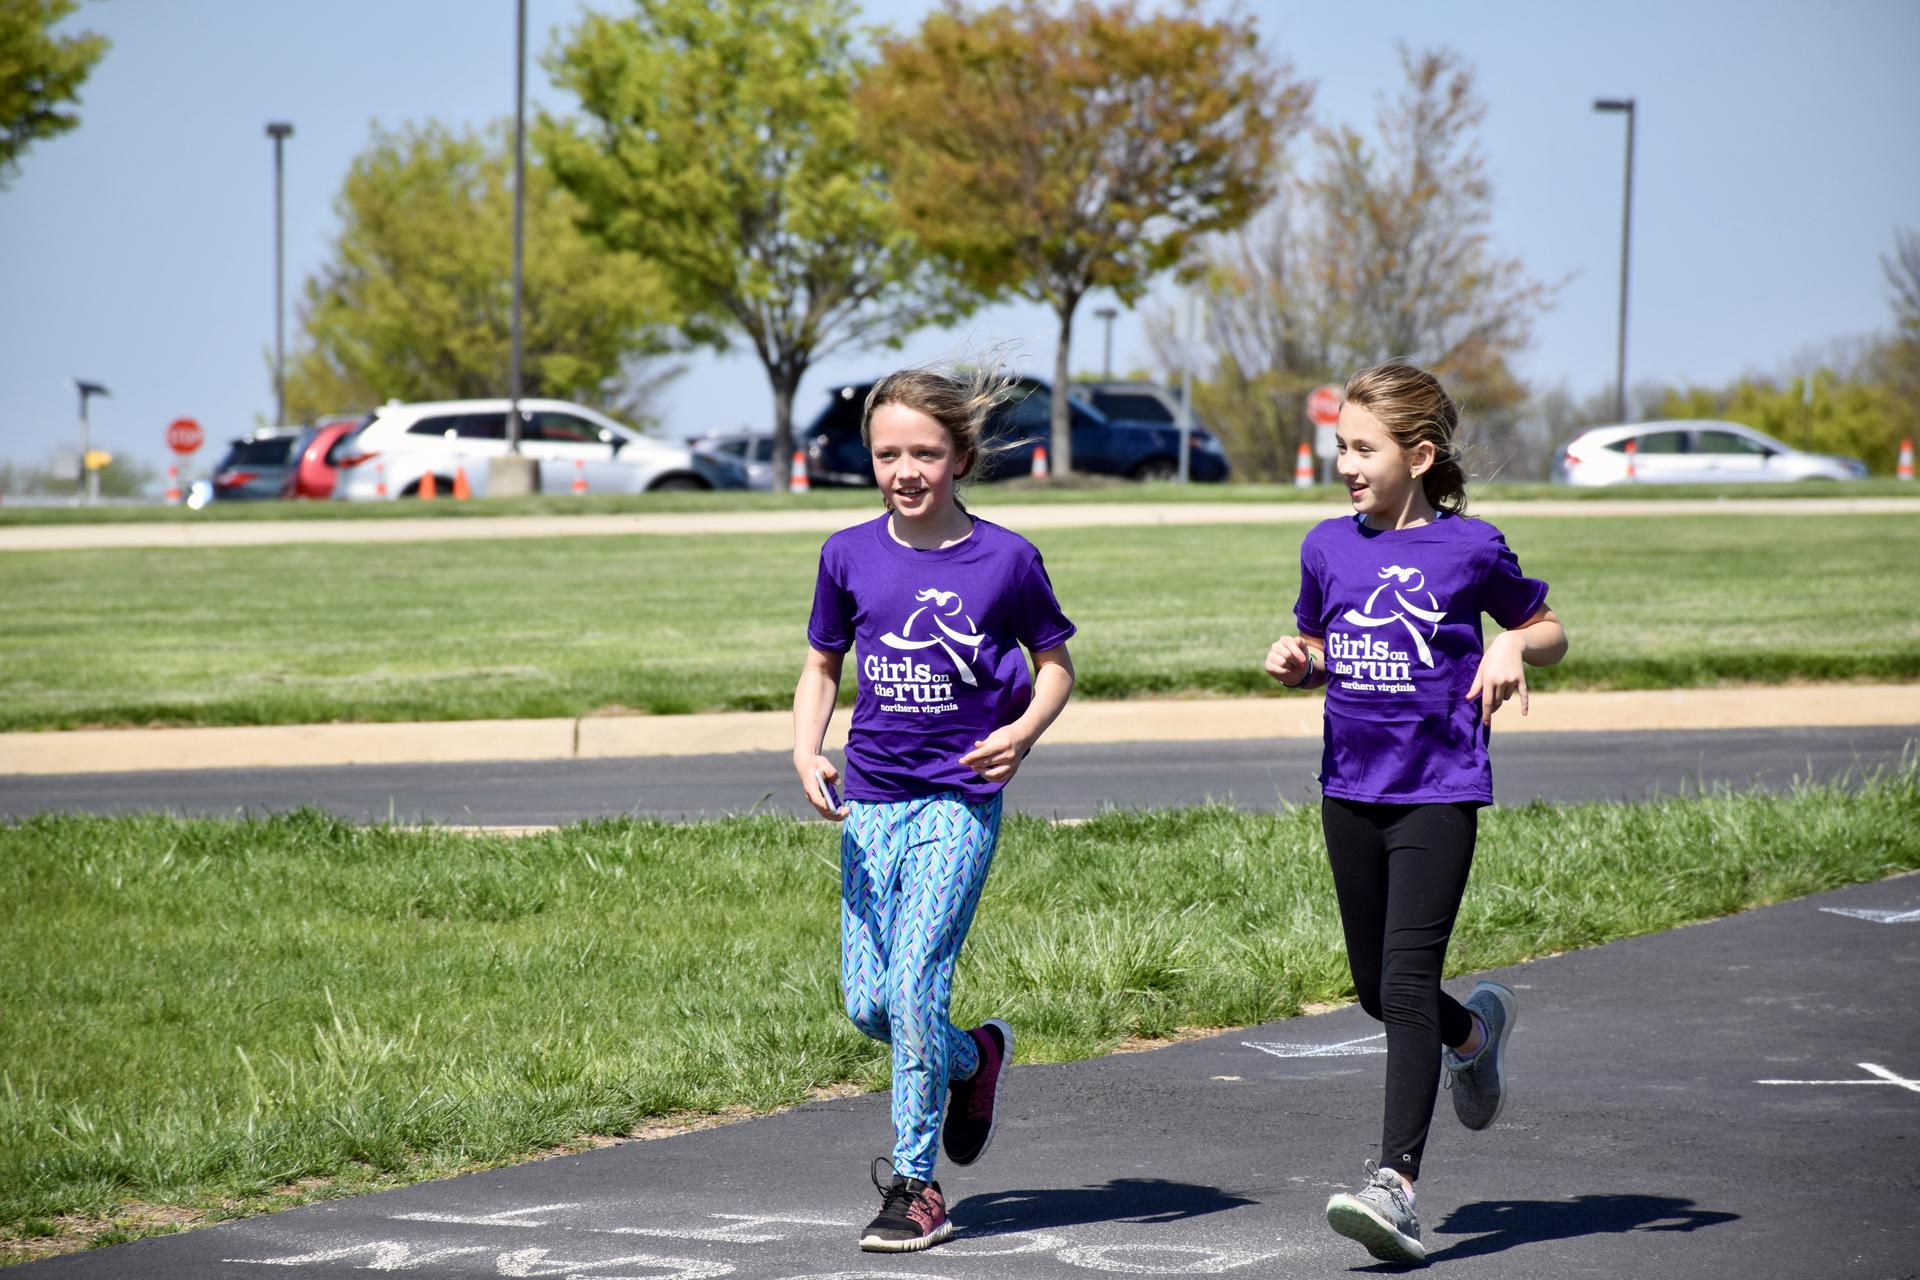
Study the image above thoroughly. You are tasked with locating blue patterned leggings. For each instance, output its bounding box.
[841,792,1004,1181]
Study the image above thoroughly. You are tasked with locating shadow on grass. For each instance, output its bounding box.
[1411,1194,1739,1265]
[951,1178,1254,1236]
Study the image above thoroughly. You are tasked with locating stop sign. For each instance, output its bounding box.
[1307,385,1343,427]
[166,418,204,454]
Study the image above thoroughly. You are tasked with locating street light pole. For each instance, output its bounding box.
[1093,306,1119,381]
[265,122,293,426]
[508,0,526,457]
[74,379,109,506]
[1593,97,1635,423]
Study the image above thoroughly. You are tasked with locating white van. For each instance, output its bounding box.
[330,399,747,499]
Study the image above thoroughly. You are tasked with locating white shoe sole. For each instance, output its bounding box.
[859,1220,953,1252]
[1326,1193,1426,1263]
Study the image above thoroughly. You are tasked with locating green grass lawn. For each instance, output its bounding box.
[3,513,1918,731]
[3,773,1916,1259]
[2,478,1914,526]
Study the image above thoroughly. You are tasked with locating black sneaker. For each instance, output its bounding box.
[859,1157,952,1253]
[942,1018,1012,1166]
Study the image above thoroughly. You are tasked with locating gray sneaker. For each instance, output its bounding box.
[1325,1160,1425,1263]
[1445,980,1518,1130]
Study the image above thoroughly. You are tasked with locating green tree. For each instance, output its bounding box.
[285,122,679,425]
[0,0,108,187]
[1657,369,1908,475]
[1163,48,1550,481]
[860,0,1308,474]
[541,0,959,487]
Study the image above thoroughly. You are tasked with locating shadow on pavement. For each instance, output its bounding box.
[1420,1194,1741,1263]
[952,1178,1255,1235]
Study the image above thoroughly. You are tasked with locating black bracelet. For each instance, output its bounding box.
[1285,648,1315,688]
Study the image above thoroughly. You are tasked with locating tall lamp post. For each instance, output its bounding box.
[74,379,109,506]
[265,121,293,426]
[490,0,539,494]
[1593,97,1635,423]
[1093,306,1119,380]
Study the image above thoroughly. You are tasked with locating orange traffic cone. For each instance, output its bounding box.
[789,450,810,494]
[452,466,471,500]
[1624,437,1638,482]
[572,459,588,494]
[1899,437,1915,481]
[418,470,437,500]
[375,462,388,498]
[165,464,182,504]
[1294,442,1313,487]
[1031,444,1050,479]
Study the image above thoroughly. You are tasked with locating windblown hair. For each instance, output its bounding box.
[1343,362,1469,515]
[861,363,1018,496]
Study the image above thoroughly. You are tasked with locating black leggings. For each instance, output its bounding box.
[1322,796,1479,1182]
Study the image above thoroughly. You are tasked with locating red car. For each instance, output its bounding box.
[281,415,370,499]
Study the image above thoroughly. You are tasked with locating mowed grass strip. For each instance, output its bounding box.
[4,478,1913,526]
[2,773,1917,1256]
[3,513,1918,731]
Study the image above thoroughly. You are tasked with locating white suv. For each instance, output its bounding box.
[330,398,747,499]
[1551,420,1870,486]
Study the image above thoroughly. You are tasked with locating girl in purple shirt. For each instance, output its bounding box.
[1265,362,1567,1265]
[793,367,1077,1254]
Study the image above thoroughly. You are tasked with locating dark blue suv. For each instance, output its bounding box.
[800,377,1231,486]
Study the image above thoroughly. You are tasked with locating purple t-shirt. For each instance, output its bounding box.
[808,513,1077,803]
[1293,513,1549,806]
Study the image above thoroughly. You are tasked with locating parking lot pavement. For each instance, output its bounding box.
[21,872,1918,1278]
[6,726,1916,825]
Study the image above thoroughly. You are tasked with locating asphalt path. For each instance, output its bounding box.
[20,869,1920,1278]
[6,726,1915,825]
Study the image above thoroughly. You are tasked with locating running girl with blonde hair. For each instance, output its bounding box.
[793,366,1077,1253]
[1265,361,1568,1265]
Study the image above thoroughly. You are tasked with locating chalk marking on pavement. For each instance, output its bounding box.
[1243,1032,1386,1059]
[1054,1243,1283,1273]
[392,1203,582,1228]
[495,1247,733,1278]
[1819,906,1920,924]
[937,1229,1069,1256]
[223,1241,492,1269]
[1757,1063,1920,1094]
[604,1213,849,1243]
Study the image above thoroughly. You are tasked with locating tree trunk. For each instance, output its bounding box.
[1050,294,1080,475]
[769,365,801,491]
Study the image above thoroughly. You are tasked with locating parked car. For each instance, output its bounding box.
[329,399,748,499]
[206,427,302,502]
[799,376,1231,487]
[280,414,369,500]
[1073,379,1206,429]
[1552,420,1870,486]
[689,430,775,491]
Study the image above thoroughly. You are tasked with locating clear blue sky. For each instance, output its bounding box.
[2,0,1915,478]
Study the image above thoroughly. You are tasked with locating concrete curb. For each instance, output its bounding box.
[5,496,1917,552]
[5,685,1917,776]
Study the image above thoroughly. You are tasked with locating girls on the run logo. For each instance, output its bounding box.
[881,588,985,686]
[1341,565,1445,669]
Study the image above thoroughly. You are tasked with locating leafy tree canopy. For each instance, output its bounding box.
[285,122,681,427]
[0,0,109,187]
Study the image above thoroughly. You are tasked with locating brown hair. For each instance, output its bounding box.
[861,364,1016,500]
[1342,362,1468,515]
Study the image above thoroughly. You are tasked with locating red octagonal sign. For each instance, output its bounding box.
[166,418,204,455]
[1307,385,1343,427]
